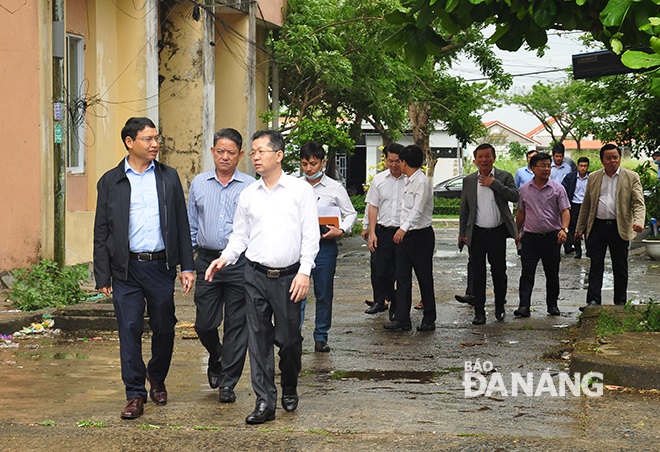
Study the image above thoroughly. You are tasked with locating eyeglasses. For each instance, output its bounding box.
[249,149,279,157]
[534,164,552,169]
[136,136,161,144]
[214,149,239,157]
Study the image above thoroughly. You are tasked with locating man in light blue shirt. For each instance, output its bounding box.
[188,128,256,404]
[550,143,572,182]
[515,149,538,189]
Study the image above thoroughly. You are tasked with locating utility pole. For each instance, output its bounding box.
[52,0,66,267]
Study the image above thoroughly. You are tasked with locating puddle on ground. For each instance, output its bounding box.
[435,250,462,259]
[330,369,461,383]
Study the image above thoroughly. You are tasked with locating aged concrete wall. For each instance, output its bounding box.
[0,2,47,271]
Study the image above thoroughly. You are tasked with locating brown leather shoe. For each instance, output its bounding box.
[120,396,144,420]
[149,380,167,405]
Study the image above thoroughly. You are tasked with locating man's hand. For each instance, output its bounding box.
[289,273,310,303]
[574,231,583,242]
[205,257,227,282]
[99,287,112,297]
[393,228,406,244]
[633,223,644,233]
[515,232,523,246]
[322,225,344,239]
[179,271,195,295]
[479,173,495,188]
[458,236,468,249]
[557,230,567,245]
[368,232,378,252]
[360,228,369,241]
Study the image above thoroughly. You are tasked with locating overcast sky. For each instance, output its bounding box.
[451,30,592,134]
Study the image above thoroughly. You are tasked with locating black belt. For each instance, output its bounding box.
[475,224,505,233]
[524,231,558,238]
[376,224,399,233]
[248,259,300,278]
[595,218,616,226]
[197,247,223,257]
[129,251,166,261]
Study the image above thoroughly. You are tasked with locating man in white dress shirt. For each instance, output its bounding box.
[383,144,437,331]
[299,141,357,353]
[205,130,319,424]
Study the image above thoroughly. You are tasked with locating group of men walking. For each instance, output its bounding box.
[93,117,645,425]
[94,118,357,425]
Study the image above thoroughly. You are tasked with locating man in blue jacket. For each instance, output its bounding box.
[94,117,195,420]
[561,157,590,258]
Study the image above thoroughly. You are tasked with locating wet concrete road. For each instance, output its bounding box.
[1,226,658,450]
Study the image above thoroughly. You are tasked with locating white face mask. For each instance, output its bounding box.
[304,170,323,180]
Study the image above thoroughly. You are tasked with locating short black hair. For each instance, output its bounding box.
[213,128,242,149]
[400,144,424,168]
[600,143,621,160]
[252,129,285,153]
[473,143,496,158]
[552,142,565,155]
[300,141,325,161]
[577,157,590,165]
[121,117,156,150]
[530,152,552,167]
[526,149,538,157]
[382,142,403,157]
[652,151,660,158]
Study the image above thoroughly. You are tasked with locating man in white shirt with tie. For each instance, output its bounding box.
[205,130,319,424]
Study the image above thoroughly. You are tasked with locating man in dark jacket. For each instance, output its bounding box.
[561,157,590,258]
[94,117,195,420]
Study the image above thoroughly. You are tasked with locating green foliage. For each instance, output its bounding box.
[350,194,367,215]
[507,142,528,160]
[434,197,461,215]
[284,117,355,173]
[9,260,90,311]
[595,301,660,336]
[388,1,660,95]
[634,160,660,221]
[76,420,106,428]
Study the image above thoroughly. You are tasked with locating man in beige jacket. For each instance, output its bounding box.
[575,144,645,310]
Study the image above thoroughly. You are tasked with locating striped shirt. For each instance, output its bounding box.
[188,169,256,250]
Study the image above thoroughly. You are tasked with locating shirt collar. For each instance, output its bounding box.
[124,157,155,175]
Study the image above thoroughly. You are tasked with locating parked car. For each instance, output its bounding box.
[433,175,466,198]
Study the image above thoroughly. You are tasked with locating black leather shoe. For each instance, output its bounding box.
[207,357,222,389]
[574,252,582,259]
[245,403,276,424]
[281,394,299,412]
[314,341,330,352]
[388,303,396,321]
[383,320,412,331]
[417,323,435,331]
[513,307,531,317]
[472,315,486,325]
[455,294,475,306]
[579,301,599,312]
[548,306,561,316]
[365,303,387,314]
[219,386,236,403]
[364,299,374,307]
[495,301,506,321]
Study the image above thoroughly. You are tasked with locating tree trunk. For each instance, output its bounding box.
[408,101,437,179]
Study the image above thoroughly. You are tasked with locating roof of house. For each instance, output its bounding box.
[483,120,542,145]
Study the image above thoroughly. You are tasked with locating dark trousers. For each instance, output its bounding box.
[372,225,397,308]
[244,264,303,410]
[193,252,248,389]
[518,231,561,310]
[471,224,508,316]
[394,226,437,326]
[112,258,177,401]
[586,219,629,305]
[565,202,583,255]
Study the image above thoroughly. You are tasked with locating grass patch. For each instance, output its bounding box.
[306,429,330,435]
[595,301,660,337]
[38,420,55,426]
[519,325,535,331]
[76,420,106,428]
[456,432,486,437]
[192,425,221,431]
[136,423,161,430]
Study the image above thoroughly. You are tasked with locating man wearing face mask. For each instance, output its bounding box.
[299,142,357,352]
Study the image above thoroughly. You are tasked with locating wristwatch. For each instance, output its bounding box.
[562,228,569,233]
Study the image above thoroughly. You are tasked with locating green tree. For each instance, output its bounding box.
[387,0,660,95]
